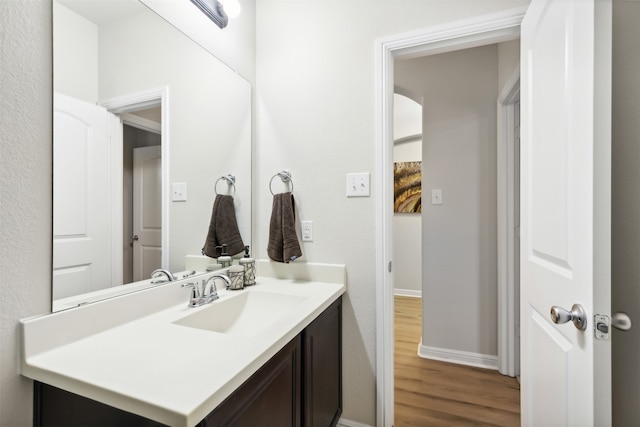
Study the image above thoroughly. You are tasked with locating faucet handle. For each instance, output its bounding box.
[181,282,202,307]
[202,277,220,302]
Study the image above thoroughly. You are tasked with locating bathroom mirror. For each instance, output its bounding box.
[52,0,252,311]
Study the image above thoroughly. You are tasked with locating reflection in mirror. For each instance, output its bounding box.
[53,0,252,311]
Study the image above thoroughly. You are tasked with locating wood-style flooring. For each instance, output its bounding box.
[394,296,520,427]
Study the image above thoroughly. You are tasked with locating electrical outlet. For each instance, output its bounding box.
[172,182,187,202]
[346,172,370,197]
[301,221,313,241]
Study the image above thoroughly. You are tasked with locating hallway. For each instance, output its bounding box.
[394,296,520,426]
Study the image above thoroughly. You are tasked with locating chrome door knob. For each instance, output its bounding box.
[550,304,587,330]
[612,312,632,331]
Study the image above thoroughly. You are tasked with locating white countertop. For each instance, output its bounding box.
[21,262,345,426]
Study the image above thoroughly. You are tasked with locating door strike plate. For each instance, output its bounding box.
[594,314,609,340]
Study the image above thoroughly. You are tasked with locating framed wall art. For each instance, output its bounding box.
[394,161,422,213]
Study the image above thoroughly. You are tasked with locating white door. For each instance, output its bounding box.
[53,93,113,299]
[132,145,162,281]
[520,0,612,425]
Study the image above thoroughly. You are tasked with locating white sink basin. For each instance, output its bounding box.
[173,290,306,336]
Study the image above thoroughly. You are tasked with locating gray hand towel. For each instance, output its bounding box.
[267,192,302,263]
[202,194,245,258]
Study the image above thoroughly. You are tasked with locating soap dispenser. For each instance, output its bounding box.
[238,245,256,286]
[216,244,232,268]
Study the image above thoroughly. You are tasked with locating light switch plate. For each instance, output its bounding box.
[431,189,442,205]
[346,172,370,197]
[172,182,187,202]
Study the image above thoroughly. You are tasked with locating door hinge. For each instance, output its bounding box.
[594,314,610,340]
[388,261,392,273]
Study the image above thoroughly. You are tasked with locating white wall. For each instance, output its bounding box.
[393,94,422,296]
[255,2,528,424]
[395,45,499,360]
[53,2,98,103]
[0,2,53,425]
[611,1,640,424]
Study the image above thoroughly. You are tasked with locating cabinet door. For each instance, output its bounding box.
[35,382,164,426]
[202,335,302,427]
[303,297,342,427]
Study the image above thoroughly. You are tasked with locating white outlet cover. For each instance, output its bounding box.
[172,182,187,202]
[346,172,370,197]
[301,220,313,241]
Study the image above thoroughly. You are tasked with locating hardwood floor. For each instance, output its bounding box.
[394,296,520,427]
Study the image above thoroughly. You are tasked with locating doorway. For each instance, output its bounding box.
[121,110,162,283]
[391,41,522,424]
[375,8,526,425]
[395,42,514,370]
[100,87,170,278]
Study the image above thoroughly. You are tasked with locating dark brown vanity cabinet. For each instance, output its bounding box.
[203,296,343,427]
[302,297,343,427]
[34,296,342,427]
[200,335,302,427]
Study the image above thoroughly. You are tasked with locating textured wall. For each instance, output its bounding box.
[0,0,53,425]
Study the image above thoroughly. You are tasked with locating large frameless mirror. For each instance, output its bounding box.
[52,0,252,311]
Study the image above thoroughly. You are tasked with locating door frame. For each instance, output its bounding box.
[100,86,171,273]
[374,8,526,426]
[497,68,521,377]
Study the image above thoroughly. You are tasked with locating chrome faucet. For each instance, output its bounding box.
[181,281,202,307]
[151,269,176,283]
[201,274,231,303]
[181,274,230,308]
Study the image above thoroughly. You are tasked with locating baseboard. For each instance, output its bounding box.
[393,288,422,298]
[337,418,374,427]
[418,341,498,370]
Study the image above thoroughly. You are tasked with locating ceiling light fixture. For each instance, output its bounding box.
[190,0,228,29]
[220,0,241,19]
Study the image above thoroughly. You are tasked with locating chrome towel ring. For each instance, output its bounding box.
[269,170,293,195]
[214,174,236,196]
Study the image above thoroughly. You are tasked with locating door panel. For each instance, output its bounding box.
[528,308,571,425]
[520,0,612,425]
[53,93,112,299]
[133,146,162,281]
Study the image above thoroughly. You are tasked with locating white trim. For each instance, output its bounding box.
[393,288,422,298]
[99,86,171,270]
[374,31,395,427]
[107,114,124,287]
[120,113,161,135]
[418,342,499,370]
[375,8,526,426]
[497,67,521,377]
[100,88,165,114]
[337,418,374,427]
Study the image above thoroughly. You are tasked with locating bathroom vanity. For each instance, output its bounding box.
[21,262,345,427]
